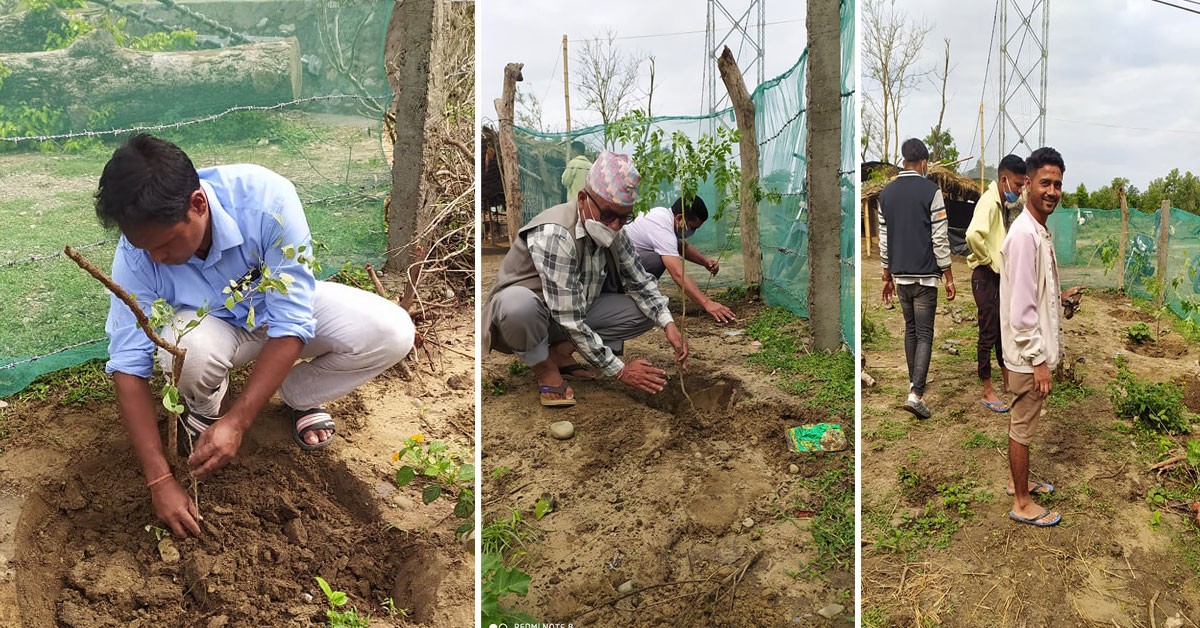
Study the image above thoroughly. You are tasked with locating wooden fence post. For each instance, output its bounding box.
[495,62,524,244]
[1118,186,1128,293]
[716,46,762,293]
[1158,198,1171,304]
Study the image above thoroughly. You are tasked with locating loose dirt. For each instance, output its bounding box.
[480,249,854,627]
[0,310,474,627]
[861,253,1200,627]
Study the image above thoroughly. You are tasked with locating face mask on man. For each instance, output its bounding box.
[580,206,618,248]
[1001,178,1020,204]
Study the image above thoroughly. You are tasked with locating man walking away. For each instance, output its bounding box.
[878,138,955,419]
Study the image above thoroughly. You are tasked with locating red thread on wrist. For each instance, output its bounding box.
[146,472,173,488]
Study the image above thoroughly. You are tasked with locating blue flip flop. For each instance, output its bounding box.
[1009,507,1061,527]
[1006,481,1054,497]
[979,399,1010,413]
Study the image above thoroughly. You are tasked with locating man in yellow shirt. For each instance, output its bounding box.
[965,154,1026,412]
[561,141,592,202]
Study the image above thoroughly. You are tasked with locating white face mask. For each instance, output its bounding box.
[580,206,618,248]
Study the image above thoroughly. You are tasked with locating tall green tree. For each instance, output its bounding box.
[923,127,959,171]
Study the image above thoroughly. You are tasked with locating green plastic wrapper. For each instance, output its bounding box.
[787,423,848,453]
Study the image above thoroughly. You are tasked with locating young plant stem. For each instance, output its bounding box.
[63,246,188,464]
[677,231,694,411]
[364,262,390,299]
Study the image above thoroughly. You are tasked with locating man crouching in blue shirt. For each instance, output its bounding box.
[97,134,415,538]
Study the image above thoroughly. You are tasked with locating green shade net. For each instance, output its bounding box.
[1051,205,1200,323]
[0,0,396,397]
[506,0,856,347]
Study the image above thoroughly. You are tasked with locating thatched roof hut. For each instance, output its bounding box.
[861,162,986,258]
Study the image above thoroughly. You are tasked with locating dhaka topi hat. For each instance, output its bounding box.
[585,150,641,207]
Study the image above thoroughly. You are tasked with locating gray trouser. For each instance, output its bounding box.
[898,283,937,396]
[489,285,656,367]
[158,281,415,416]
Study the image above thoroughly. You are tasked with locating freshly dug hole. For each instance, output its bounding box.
[14,446,440,627]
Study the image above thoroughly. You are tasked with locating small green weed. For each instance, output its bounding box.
[937,481,978,517]
[507,360,531,377]
[315,577,370,628]
[1126,322,1153,344]
[897,466,922,490]
[862,607,890,628]
[487,378,508,396]
[964,430,1002,449]
[489,466,512,481]
[1048,376,1091,409]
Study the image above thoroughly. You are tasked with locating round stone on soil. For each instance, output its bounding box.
[817,604,844,619]
[549,421,575,440]
[617,579,634,594]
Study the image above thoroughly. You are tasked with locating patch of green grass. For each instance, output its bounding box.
[745,308,853,418]
[874,508,959,554]
[489,466,512,481]
[487,378,507,396]
[964,430,1002,449]
[861,308,893,349]
[861,607,889,628]
[480,509,540,564]
[16,358,112,405]
[1048,377,1092,409]
[789,463,854,578]
[866,418,909,442]
[715,285,748,302]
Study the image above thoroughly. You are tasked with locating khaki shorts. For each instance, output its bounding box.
[1008,371,1045,446]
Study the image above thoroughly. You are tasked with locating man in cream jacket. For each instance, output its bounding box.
[999,146,1067,527]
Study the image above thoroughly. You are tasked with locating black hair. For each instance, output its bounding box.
[1025,146,1065,175]
[670,195,709,223]
[901,138,929,163]
[570,140,586,155]
[94,133,200,230]
[998,154,1026,176]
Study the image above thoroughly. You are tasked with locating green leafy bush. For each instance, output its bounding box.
[1109,357,1192,435]
[1126,322,1153,344]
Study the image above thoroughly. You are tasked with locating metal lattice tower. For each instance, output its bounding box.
[703,0,766,114]
[998,0,1049,163]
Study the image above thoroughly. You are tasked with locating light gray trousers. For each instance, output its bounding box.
[488,285,656,367]
[158,281,415,416]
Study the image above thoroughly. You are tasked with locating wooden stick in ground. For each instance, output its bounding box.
[364,263,390,299]
[64,245,187,459]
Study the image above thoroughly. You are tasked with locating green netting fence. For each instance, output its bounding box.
[507,0,855,347]
[0,0,396,397]
[1050,206,1200,322]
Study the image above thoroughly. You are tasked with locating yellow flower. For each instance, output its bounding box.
[411,433,425,443]
[391,451,400,462]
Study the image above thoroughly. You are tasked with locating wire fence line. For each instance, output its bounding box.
[0,94,390,144]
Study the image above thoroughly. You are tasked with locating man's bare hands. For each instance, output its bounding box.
[187,417,245,478]
[150,478,202,538]
[664,322,689,369]
[617,359,668,393]
[703,300,737,324]
[1033,362,1053,397]
[704,258,720,275]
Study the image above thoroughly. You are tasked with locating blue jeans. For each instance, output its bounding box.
[898,283,937,396]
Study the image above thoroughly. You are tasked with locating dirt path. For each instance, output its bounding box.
[0,308,474,627]
[860,253,1200,627]
[480,250,854,626]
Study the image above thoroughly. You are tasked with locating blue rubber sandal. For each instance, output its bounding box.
[1009,507,1061,527]
[979,399,1010,413]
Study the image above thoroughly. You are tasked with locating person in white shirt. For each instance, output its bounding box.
[623,196,736,323]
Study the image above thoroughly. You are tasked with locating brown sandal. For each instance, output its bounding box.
[539,382,576,407]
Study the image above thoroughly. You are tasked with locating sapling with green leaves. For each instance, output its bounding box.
[392,433,475,539]
[315,577,371,628]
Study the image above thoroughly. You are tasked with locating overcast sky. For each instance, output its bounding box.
[869,0,1200,192]
[479,1,807,131]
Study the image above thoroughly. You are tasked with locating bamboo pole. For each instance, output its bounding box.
[1118,186,1128,293]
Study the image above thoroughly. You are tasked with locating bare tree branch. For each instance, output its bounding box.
[574,28,644,136]
[862,0,931,163]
